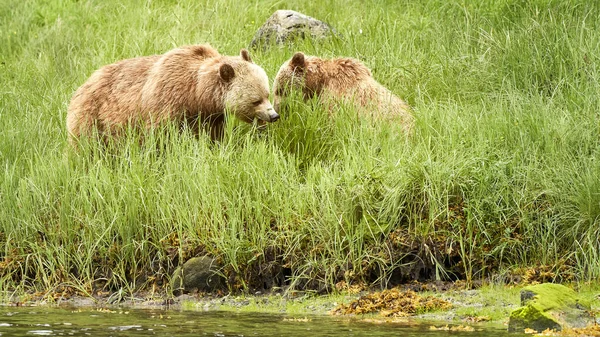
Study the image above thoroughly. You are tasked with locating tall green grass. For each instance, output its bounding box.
[1,0,599,298]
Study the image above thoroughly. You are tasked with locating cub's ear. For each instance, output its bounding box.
[290,52,306,71]
[240,49,252,63]
[219,63,235,82]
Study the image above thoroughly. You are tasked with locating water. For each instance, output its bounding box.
[0,307,524,337]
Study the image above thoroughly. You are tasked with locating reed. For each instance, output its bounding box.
[1,0,598,298]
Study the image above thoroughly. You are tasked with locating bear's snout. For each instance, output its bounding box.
[263,106,279,123]
[254,103,280,124]
[269,111,280,122]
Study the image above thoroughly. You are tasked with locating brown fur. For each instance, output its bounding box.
[67,44,278,143]
[273,52,413,133]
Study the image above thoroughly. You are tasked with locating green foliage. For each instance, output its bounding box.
[1,0,599,296]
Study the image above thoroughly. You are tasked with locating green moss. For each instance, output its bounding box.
[508,284,593,332]
[510,305,555,322]
[509,305,561,332]
[522,284,590,311]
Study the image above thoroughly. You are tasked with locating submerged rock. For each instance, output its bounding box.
[170,256,226,294]
[249,10,339,50]
[508,283,593,333]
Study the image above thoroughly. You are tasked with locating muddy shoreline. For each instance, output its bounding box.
[3,282,597,330]
[0,284,559,323]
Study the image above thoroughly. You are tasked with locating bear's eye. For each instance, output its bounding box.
[253,99,262,106]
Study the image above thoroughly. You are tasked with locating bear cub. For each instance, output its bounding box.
[273,52,413,133]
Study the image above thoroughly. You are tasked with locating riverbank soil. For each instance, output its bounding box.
[3,282,597,332]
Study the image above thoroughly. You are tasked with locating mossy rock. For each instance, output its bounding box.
[170,256,226,295]
[508,283,593,333]
[249,10,340,50]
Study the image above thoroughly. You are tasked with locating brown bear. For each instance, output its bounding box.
[66,44,279,143]
[273,52,413,133]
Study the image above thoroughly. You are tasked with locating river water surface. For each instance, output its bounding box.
[0,307,526,336]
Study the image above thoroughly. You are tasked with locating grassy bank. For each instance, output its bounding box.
[1,0,599,298]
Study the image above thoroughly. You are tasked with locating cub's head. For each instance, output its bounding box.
[272,52,322,112]
[221,49,279,127]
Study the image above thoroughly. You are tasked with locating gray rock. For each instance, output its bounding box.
[249,10,339,50]
[520,289,536,304]
[170,256,226,294]
[508,283,594,333]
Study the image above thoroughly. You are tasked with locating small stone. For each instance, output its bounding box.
[520,289,536,304]
[249,10,340,50]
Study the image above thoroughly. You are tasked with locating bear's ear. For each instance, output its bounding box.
[290,52,306,71]
[219,63,235,82]
[240,49,252,63]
